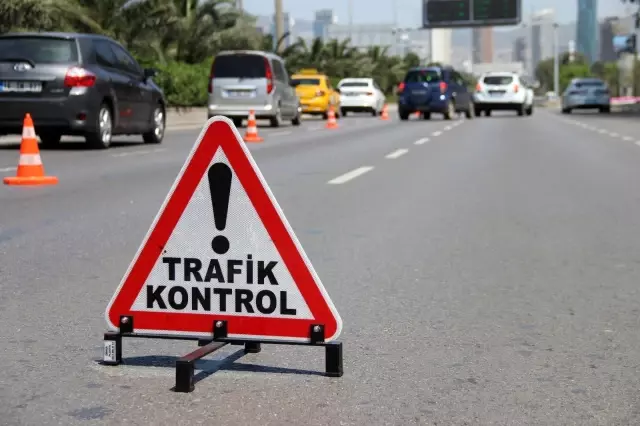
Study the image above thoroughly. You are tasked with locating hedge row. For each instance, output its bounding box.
[147,61,212,107]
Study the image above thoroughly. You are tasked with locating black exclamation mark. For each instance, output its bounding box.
[207,163,232,255]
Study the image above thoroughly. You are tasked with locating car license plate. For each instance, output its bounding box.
[0,81,42,93]
[228,90,253,98]
[586,98,596,103]
[412,90,427,95]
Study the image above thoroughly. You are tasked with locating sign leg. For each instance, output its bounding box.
[103,332,122,365]
[325,342,343,377]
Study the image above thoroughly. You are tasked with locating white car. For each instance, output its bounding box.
[473,72,534,116]
[337,78,386,116]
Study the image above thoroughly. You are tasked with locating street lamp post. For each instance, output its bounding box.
[553,23,559,96]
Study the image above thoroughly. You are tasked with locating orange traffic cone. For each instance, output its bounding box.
[243,110,263,142]
[3,113,58,186]
[325,106,338,129]
[380,104,390,120]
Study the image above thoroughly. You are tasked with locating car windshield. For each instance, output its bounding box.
[339,82,369,87]
[405,70,440,83]
[575,81,605,88]
[483,76,514,85]
[212,54,266,79]
[291,78,321,86]
[0,37,78,64]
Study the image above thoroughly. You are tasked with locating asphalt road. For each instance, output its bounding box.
[2,108,640,425]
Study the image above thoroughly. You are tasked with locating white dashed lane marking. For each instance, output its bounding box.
[327,166,374,184]
[414,137,430,145]
[432,131,442,136]
[385,148,409,159]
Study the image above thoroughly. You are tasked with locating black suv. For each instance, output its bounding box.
[0,32,166,149]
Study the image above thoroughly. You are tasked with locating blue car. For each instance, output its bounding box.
[397,65,474,120]
[561,78,611,114]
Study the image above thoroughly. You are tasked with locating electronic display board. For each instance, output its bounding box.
[423,0,521,29]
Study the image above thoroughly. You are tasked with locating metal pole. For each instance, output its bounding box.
[236,0,242,13]
[552,26,558,91]
[275,0,284,53]
[348,0,353,40]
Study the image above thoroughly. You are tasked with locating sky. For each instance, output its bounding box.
[241,0,633,27]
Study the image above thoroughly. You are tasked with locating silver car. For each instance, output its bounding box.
[561,78,611,114]
[207,50,301,127]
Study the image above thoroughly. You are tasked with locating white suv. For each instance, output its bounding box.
[473,72,534,117]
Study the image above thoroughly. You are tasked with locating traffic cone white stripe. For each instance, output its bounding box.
[22,126,36,139]
[18,153,42,166]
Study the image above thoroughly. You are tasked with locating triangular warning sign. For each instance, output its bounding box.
[105,117,342,342]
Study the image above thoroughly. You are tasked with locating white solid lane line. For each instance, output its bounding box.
[385,148,409,159]
[432,131,442,136]
[414,137,430,145]
[328,166,374,184]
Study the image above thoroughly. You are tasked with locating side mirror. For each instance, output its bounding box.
[143,68,157,79]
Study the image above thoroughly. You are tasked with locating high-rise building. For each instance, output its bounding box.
[530,9,555,74]
[512,36,526,63]
[472,27,494,63]
[576,0,598,64]
[313,9,336,41]
[431,29,452,64]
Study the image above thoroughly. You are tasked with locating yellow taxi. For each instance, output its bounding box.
[290,69,341,119]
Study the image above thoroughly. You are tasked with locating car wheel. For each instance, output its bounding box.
[465,102,474,119]
[443,100,455,120]
[399,110,410,121]
[600,106,611,113]
[484,109,491,117]
[371,108,378,117]
[143,104,165,144]
[422,112,431,120]
[474,107,482,116]
[561,108,571,114]
[270,106,282,128]
[85,103,112,149]
[526,105,534,116]
[341,108,347,117]
[291,108,301,126]
[517,103,525,116]
[39,131,62,149]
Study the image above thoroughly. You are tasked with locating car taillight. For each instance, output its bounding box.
[397,82,405,93]
[315,90,325,97]
[475,82,482,92]
[513,84,519,93]
[264,58,274,94]
[366,91,373,96]
[207,60,214,93]
[64,67,96,87]
[439,82,447,93]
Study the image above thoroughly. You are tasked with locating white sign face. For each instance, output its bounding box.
[130,147,314,320]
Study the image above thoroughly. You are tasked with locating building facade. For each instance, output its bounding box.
[313,9,336,41]
[529,9,555,75]
[430,28,452,64]
[576,0,598,64]
[512,36,526,63]
[472,27,494,63]
[326,23,429,57]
